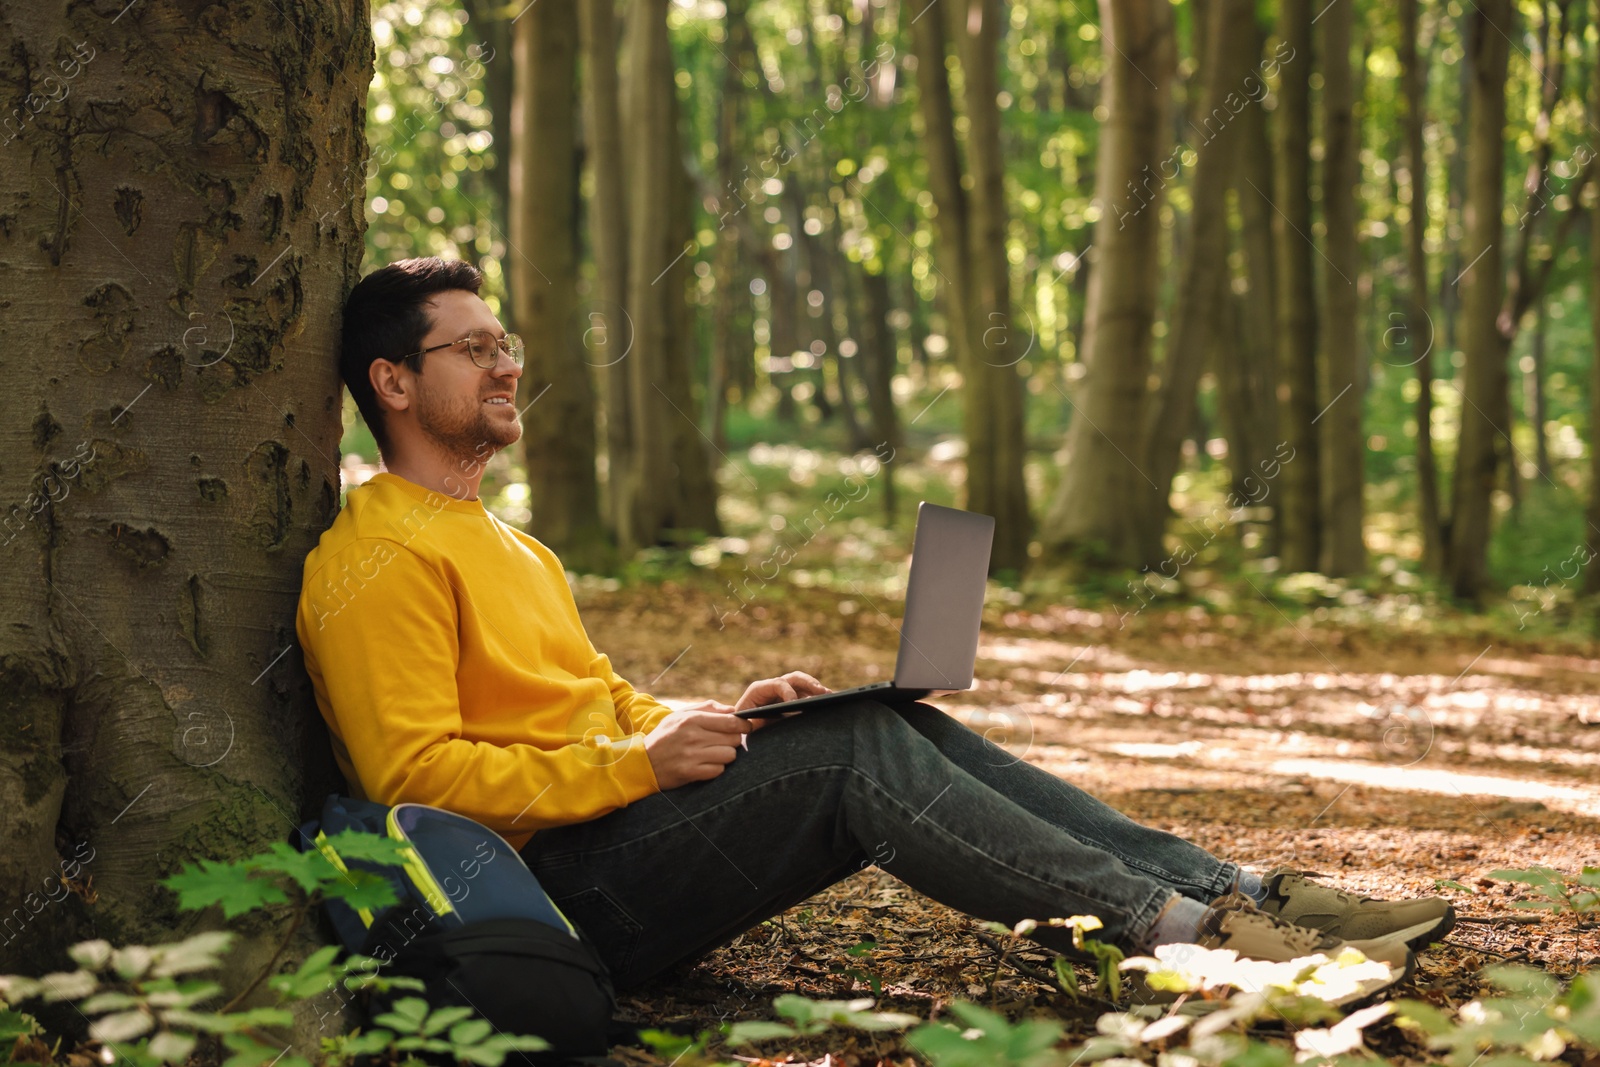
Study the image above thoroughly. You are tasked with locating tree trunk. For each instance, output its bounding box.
[664,119,721,538]
[1223,6,1280,548]
[895,269,926,372]
[907,13,974,398]
[762,234,803,425]
[707,0,751,456]
[1589,52,1600,594]
[1400,0,1444,574]
[1439,7,1473,359]
[1039,0,1174,566]
[618,0,718,547]
[859,266,901,524]
[1446,0,1513,600]
[952,0,1032,573]
[1185,0,1211,131]
[1138,0,1255,565]
[909,0,1031,574]
[511,0,605,568]
[1215,290,1269,516]
[822,189,873,454]
[1272,0,1320,573]
[0,0,368,1032]
[1317,0,1366,576]
[579,0,633,543]
[618,0,673,549]
[1525,295,1552,480]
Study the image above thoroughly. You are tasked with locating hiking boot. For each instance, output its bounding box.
[1257,868,1456,951]
[1199,890,1413,972]
[1124,889,1413,1012]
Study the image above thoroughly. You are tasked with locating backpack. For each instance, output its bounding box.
[293,795,621,1059]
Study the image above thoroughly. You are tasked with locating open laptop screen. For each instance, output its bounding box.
[892,503,995,691]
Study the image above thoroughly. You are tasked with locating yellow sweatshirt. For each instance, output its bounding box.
[295,472,668,852]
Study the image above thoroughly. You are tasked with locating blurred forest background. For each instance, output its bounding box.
[345,0,1600,635]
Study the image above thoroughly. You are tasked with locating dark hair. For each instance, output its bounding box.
[340,256,484,457]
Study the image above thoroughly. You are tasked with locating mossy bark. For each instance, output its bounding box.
[0,0,371,1042]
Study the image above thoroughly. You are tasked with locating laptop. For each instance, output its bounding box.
[735,501,995,719]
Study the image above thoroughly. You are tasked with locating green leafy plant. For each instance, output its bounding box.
[0,931,398,1067]
[1011,915,1124,1001]
[722,994,918,1047]
[905,1001,1066,1067]
[831,939,884,997]
[1394,964,1600,1065]
[0,1002,52,1066]
[0,831,549,1067]
[1487,866,1600,914]
[158,831,412,920]
[321,996,546,1067]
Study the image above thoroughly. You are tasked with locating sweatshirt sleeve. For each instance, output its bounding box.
[537,535,678,735]
[589,649,676,735]
[302,540,661,836]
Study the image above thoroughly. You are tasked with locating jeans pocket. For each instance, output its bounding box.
[553,885,642,981]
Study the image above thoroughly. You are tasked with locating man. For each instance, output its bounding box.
[297,256,1454,1007]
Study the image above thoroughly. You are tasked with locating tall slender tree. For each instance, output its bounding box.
[511,0,606,567]
[1447,0,1513,599]
[953,0,1032,572]
[1139,0,1257,565]
[1217,6,1280,542]
[857,265,902,521]
[1589,44,1600,594]
[1524,296,1552,481]
[1400,0,1444,573]
[619,0,719,548]
[1272,0,1321,573]
[707,0,753,455]
[579,0,634,542]
[1318,0,1366,576]
[909,0,1032,574]
[1040,0,1175,567]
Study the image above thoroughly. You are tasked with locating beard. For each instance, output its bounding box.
[414,380,521,463]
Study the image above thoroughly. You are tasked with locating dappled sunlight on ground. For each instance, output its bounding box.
[1262,760,1600,817]
[559,560,1600,1062]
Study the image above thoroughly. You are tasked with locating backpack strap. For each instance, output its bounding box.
[386,803,578,935]
[292,795,585,953]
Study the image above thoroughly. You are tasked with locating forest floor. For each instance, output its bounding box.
[574,571,1600,1067]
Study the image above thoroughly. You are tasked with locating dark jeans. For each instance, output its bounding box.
[517,700,1241,989]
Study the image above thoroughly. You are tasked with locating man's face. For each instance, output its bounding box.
[409,289,522,460]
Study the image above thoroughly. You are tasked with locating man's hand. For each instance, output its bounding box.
[734,671,831,716]
[644,708,751,790]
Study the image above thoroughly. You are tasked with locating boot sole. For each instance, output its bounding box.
[1372,905,1457,953]
[1333,948,1415,1012]
[1271,903,1458,953]
[1123,947,1416,1016]
[1244,948,1416,1019]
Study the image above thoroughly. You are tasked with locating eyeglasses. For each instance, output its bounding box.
[399,328,524,369]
